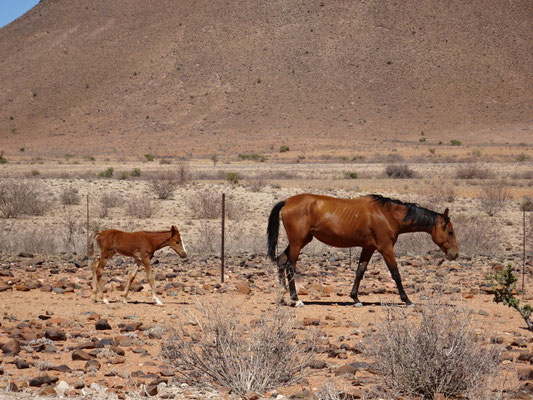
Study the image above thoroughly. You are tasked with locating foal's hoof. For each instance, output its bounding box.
[405,301,414,307]
[354,302,363,308]
[103,298,109,305]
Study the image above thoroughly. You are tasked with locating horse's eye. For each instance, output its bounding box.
[448,230,453,235]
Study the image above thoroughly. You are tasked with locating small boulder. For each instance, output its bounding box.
[1,339,21,355]
[95,319,112,330]
[45,328,67,341]
[71,349,91,361]
[335,364,357,377]
[29,374,59,387]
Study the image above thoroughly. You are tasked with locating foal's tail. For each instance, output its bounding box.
[87,230,100,257]
[267,201,286,262]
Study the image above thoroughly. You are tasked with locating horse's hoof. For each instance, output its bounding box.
[154,298,163,306]
[103,298,109,304]
[294,300,305,308]
[405,302,414,307]
[354,302,363,308]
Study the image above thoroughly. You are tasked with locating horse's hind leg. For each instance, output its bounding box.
[286,235,312,307]
[350,247,375,306]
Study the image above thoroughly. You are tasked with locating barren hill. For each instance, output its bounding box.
[0,0,532,158]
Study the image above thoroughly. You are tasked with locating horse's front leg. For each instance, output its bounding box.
[122,260,140,304]
[379,245,412,306]
[142,257,163,305]
[92,256,109,304]
[350,247,375,306]
[275,247,290,305]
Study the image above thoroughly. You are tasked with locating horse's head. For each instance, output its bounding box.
[431,208,459,260]
[169,225,187,258]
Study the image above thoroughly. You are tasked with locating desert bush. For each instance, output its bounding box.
[144,153,154,162]
[162,304,316,396]
[455,164,493,179]
[186,190,242,220]
[239,153,267,162]
[280,145,290,153]
[344,171,358,179]
[225,171,241,185]
[365,302,500,399]
[0,180,52,218]
[0,153,7,164]
[491,265,532,331]
[450,139,462,146]
[384,164,416,179]
[316,381,353,400]
[0,226,58,254]
[149,170,180,200]
[131,168,142,177]
[98,167,114,178]
[60,186,80,205]
[479,180,511,216]
[125,195,154,219]
[246,175,269,192]
[98,192,121,218]
[61,207,86,253]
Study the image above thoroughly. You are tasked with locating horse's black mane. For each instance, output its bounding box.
[370,194,447,227]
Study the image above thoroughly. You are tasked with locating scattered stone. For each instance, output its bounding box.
[309,359,328,369]
[38,385,57,396]
[50,364,72,373]
[71,349,92,361]
[145,384,158,396]
[14,358,32,369]
[236,282,252,295]
[45,328,67,341]
[0,283,12,292]
[517,367,533,381]
[29,374,59,387]
[303,317,320,326]
[95,319,112,330]
[335,364,357,377]
[85,359,101,370]
[119,321,142,332]
[1,339,21,355]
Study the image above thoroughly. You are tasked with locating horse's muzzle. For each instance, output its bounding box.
[446,247,459,260]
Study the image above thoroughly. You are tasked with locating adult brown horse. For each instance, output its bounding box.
[88,226,187,305]
[267,194,458,307]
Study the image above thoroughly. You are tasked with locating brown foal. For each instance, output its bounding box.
[88,225,187,305]
[267,194,459,307]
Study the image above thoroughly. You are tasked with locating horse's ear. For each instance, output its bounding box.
[443,208,449,218]
[171,225,177,234]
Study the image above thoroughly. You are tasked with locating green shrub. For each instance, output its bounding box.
[419,137,426,142]
[239,153,267,162]
[491,265,532,331]
[450,139,462,146]
[344,171,358,179]
[131,168,141,177]
[0,154,7,164]
[145,153,154,162]
[225,172,241,185]
[98,167,114,178]
[279,145,290,153]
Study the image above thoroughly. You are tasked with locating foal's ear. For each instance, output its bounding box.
[443,208,449,218]
[171,225,177,234]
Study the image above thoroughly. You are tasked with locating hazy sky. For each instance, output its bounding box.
[0,0,39,29]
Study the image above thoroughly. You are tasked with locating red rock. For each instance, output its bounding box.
[1,339,21,355]
[236,283,252,295]
[29,374,59,387]
[109,356,126,364]
[118,321,142,332]
[517,367,533,381]
[38,385,57,396]
[335,364,357,377]
[72,349,91,361]
[45,328,66,341]
[303,317,320,326]
[95,319,112,330]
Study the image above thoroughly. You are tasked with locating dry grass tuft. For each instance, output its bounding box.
[0,180,53,218]
[479,180,512,216]
[384,164,417,179]
[162,304,316,396]
[125,195,155,219]
[365,302,501,400]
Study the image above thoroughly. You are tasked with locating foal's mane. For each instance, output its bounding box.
[369,194,448,227]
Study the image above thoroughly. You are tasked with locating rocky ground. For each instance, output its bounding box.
[0,249,532,399]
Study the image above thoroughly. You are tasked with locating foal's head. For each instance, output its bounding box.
[169,225,187,258]
[430,209,459,260]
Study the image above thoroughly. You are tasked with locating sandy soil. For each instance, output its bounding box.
[0,159,532,399]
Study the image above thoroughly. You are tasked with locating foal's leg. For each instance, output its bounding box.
[93,255,109,303]
[350,247,375,306]
[379,245,412,306]
[122,258,141,304]
[142,257,163,305]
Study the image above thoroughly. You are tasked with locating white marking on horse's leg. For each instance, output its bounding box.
[153,294,163,305]
[295,300,305,307]
[103,298,109,304]
[181,238,187,255]
[354,302,363,308]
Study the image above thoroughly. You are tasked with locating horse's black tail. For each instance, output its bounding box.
[267,201,286,262]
